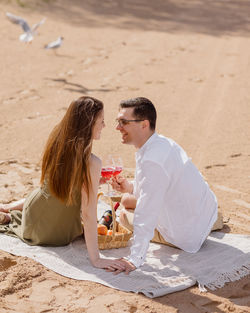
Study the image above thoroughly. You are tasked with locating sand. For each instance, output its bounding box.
[0,0,250,312]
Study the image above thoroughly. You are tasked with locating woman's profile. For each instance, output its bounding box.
[0,96,125,271]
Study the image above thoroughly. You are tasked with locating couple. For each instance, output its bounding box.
[0,96,222,274]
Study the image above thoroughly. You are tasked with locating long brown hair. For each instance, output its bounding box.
[40,96,103,205]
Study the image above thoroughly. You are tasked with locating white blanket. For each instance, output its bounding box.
[0,230,249,298]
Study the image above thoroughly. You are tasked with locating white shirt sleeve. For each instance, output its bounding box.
[127,160,170,268]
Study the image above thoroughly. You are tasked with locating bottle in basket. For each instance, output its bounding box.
[98,202,120,229]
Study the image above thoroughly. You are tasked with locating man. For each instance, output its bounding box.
[111,97,222,274]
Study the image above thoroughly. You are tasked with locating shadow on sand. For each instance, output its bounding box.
[14,0,250,37]
[45,77,117,94]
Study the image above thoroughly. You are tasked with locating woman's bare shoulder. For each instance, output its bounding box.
[89,153,102,170]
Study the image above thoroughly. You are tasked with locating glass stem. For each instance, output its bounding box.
[107,180,111,194]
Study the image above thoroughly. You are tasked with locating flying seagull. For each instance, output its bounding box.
[44,37,64,50]
[6,12,46,43]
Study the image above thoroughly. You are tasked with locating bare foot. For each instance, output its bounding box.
[0,212,11,224]
[0,199,25,212]
[0,204,9,213]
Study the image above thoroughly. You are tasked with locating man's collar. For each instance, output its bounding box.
[136,132,157,157]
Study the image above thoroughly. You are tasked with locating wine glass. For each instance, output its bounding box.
[112,156,123,177]
[101,155,115,196]
[109,156,123,198]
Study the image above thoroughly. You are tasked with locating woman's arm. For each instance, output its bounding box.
[81,155,101,265]
[81,154,126,271]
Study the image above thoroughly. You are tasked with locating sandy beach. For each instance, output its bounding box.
[0,0,250,312]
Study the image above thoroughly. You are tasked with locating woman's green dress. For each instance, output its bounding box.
[0,181,83,246]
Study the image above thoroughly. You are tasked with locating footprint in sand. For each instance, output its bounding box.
[201,300,222,311]
[175,46,186,52]
[10,163,34,174]
[229,292,249,300]
[26,113,41,120]
[25,113,53,121]
[0,257,17,271]
[230,153,242,158]
[0,160,40,202]
[129,305,137,313]
[233,199,250,209]
[144,58,160,66]
[0,159,18,166]
[2,96,19,105]
[227,283,250,307]
[3,89,40,105]
[127,87,140,91]
[59,107,68,111]
[0,170,26,202]
[192,299,222,312]
[213,184,246,195]
[18,88,39,99]
[243,282,250,291]
[189,77,205,83]
[205,164,227,169]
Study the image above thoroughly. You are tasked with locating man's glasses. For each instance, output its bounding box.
[116,118,144,127]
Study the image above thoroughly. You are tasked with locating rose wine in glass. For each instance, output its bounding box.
[112,157,123,177]
[101,167,114,179]
[113,167,123,176]
[113,157,123,183]
[101,155,114,196]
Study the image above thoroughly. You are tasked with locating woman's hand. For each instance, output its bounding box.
[92,257,127,272]
[105,258,136,275]
[111,176,133,194]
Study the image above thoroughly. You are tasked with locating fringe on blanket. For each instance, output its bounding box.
[198,263,250,292]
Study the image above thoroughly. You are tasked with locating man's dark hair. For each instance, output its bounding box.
[119,97,157,130]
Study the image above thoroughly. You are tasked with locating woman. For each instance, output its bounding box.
[0,96,125,272]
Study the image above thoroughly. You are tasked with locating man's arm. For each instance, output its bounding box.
[127,160,170,268]
[121,193,137,210]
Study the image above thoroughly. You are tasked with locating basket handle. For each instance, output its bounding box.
[109,198,116,238]
[97,192,103,200]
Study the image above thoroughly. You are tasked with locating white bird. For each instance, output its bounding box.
[44,37,64,50]
[6,12,46,43]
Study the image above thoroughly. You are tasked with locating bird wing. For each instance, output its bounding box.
[31,17,46,32]
[6,12,31,32]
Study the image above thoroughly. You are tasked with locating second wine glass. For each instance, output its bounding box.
[112,156,123,177]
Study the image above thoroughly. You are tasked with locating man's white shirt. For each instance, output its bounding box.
[127,133,218,268]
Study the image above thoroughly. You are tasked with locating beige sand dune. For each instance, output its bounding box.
[0,0,249,312]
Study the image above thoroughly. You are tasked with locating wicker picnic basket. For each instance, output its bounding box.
[97,193,132,250]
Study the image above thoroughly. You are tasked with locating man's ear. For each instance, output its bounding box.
[142,120,150,129]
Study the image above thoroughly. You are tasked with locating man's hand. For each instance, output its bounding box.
[111,176,133,194]
[105,258,136,275]
[99,176,108,185]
